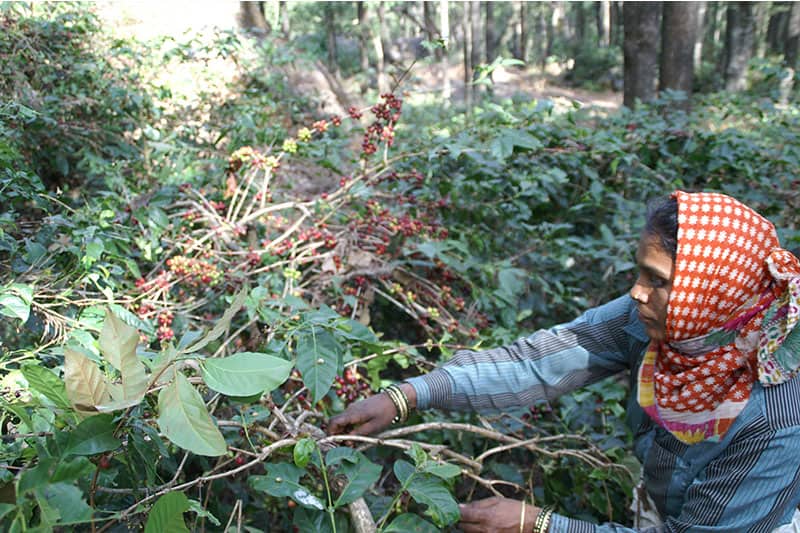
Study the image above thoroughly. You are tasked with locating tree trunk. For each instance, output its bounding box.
[279,1,290,38]
[423,1,442,60]
[623,2,661,108]
[357,2,369,73]
[373,2,388,93]
[539,5,549,68]
[324,4,338,76]
[239,2,269,33]
[703,1,720,64]
[660,1,699,105]
[610,1,623,47]
[512,1,527,61]
[471,1,482,67]
[463,2,474,109]
[694,1,707,68]
[597,0,611,47]
[724,2,755,91]
[785,2,800,68]
[574,2,586,50]
[767,2,790,55]
[753,2,771,59]
[547,3,565,60]
[441,0,451,105]
[485,2,498,62]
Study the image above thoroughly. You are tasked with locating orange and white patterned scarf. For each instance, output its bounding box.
[637,191,800,444]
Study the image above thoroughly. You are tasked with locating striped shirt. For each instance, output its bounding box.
[406,295,800,532]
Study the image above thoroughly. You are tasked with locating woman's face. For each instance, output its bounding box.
[630,234,674,342]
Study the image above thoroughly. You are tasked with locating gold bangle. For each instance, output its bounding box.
[383,385,409,424]
[389,385,409,418]
[519,501,527,533]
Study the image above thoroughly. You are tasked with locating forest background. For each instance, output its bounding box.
[1,1,799,531]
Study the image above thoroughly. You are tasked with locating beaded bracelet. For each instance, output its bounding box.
[533,505,554,533]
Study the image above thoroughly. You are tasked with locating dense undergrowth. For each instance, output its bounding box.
[1,4,799,532]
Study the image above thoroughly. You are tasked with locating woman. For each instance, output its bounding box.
[329,191,800,532]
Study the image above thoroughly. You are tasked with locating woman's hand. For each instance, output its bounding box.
[327,392,397,435]
[328,383,417,435]
[458,497,537,533]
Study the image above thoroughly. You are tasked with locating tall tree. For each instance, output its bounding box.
[470,1,482,67]
[753,2,771,59]
[597,0,611,47]
[767,2,791,55]
[239,2,269,33]
[660,1,699,104]
[547,3,566,60]
[324,4,338,76]
[357,2,369,73]
[703,1,724,65]
[423,1,442,60]
[512,1,527,61]
[373,2,388,93]
[279,1,290,38]
[485,2,498,62]
[723,2,756,91]
[610,1,623,47]
[574,1,586,49]
[623,2,661,108]
[694,1,707,68]
[786,2,800,68]
[441,0,451,105]
[463,2,474,109]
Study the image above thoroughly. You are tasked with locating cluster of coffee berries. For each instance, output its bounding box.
[522,403,553,422]
[334,367,370,403]
[156,310,174,342]
[361,93,403,156]
[166,255,221,286]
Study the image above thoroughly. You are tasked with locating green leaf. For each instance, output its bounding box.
[249,463,324,510]
[184,288,248,354]
[420,462,461,480]
[295,327,341,403]
[37,483,92,524]
[145,492,190,533]
[108,302,154,335]
[331,450,381,507]
[187,499,220,526]
[394,460,460,527]
[201,352,291,396]
[20,364,71,409]
[157,373,226,457]
[293,438,316,468]
[66,414,120,456]
[18,458,57,495]
[0,503,14,523]
[51,457,95,483]
[0,294,29,323]
[383,513,440,533]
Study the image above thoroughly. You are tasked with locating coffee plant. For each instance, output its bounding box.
[2,4,800,532]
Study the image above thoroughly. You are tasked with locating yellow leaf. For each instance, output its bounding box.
[99,309,139,372]
[64,348,110,414]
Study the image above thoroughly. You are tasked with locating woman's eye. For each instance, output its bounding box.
[650,277,666,288]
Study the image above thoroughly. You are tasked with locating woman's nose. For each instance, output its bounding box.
[630,280,649,304]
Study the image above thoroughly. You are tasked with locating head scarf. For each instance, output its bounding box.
[637,191,800,444]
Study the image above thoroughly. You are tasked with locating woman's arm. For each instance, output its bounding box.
[408,294,645,412]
